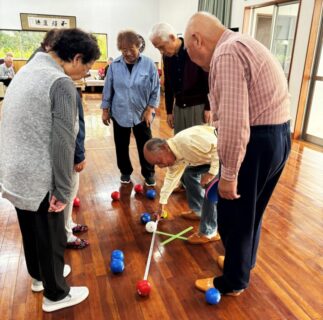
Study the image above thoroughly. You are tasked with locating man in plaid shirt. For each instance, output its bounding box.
[184,12,291,296]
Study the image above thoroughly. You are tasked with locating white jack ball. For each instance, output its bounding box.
[145,221,157,233]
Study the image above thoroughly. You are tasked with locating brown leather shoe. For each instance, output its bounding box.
[196,277,244,296]
[180,211,200,221]
[187,232,221,244]
[195,278,215,292]
[217,255,225,270]
[226,289,244,296]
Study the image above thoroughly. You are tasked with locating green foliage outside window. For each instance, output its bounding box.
[0,30,44,59]
[93,33,107,61]
[0,30,108,61]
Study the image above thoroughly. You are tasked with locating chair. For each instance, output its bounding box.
[0,82,6,99]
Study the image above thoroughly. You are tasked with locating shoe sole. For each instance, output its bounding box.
[225,290,244,296]
[217,256,225,270]
[42,289,89,312]
[187,238,219,244]
[145,182,156,187]
[31,284,44,292]
[120,180,131,184]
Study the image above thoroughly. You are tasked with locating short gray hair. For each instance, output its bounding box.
[145,138,167,153]
[4,55,13,63]
[149,23,176,42]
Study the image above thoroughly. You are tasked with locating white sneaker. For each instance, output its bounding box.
[31,264,72,292]
[42,286,89,312]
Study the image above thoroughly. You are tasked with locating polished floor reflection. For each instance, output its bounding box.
[0,94,322,320]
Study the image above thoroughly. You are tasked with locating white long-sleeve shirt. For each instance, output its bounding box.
[0,63,15,80]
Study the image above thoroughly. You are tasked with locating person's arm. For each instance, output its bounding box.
[10,67,15,78]
[0,66,8,80]
[212,54,249,181]
[201,70,211,123]
[163,58,174,114]
[211,54,249,199]
[143,63,160,126]
[101,65,114,125]
[148,63,160,108]
[159,163,186,204]
[74,92,86,166]
[202,70,210,111]
[50,77,77,204]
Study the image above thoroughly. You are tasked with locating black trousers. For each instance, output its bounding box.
[16,194,69,301]
[216,121,291,290]
[0,78,11,86]
[112,118,154,179]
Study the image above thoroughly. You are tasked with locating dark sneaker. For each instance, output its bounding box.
[145,177,156,187]
[120,174,131,184]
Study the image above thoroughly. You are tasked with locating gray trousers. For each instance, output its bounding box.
[173,104,205,134]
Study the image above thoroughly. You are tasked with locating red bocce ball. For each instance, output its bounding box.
[136,280,151,297]
[73,197,80,207]
[111,191,120,201]
[134,184,144,193]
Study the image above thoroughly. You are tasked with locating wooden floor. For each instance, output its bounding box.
[0,94,322,320]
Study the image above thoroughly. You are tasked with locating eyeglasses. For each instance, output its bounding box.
[121,47,138,55]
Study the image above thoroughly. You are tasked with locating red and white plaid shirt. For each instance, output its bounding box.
[209,29,290,181]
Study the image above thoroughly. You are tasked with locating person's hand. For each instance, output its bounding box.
[142,106,155,127]
[218,177,240,200]
[204,110,212,124]
[201,172,216,188]
[166,114,174,129]
[102,109,111,126]
[48,195,66,212]
[74,159,86,172]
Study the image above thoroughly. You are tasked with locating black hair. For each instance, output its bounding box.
[41,28,60,50]
[51,28,101,64]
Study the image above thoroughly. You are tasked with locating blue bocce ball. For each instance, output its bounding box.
[205,288,221,305]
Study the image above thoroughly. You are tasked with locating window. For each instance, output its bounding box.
[0,30,45,59]
[249,1,299,78]
[303,19,323,145]
[0,30,108,61]
[92,33,107,61]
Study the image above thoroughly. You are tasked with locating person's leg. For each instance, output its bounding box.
[64,173,89,249]
[64,173,79,242]
[182,165,209,215]
[173,105,185,134]
[199,191,218,237]
[183,104,205,128]
[250,126,291,267]
[173,104,205,191]
[173,104,205,134]
[16,194,70,301]
[16,208,42,281]
[0,78,11,87]
[112,118,133,177]
[215,122,291,292]
[133,121,154,181]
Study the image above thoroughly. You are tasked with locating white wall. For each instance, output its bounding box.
[0,0,198,63]
[159,0,198,34]
[231,0,316,131]
[2,0,311,130]
[0,0,160,61]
